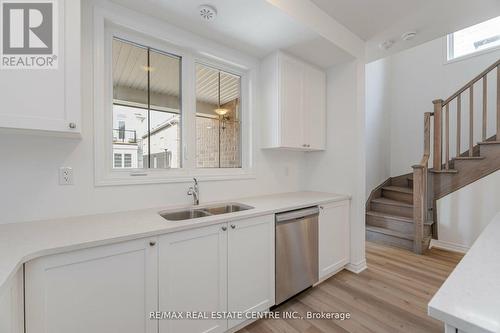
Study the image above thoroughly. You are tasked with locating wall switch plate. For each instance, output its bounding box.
[59,167,74,185]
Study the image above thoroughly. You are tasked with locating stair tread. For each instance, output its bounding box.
[478,141,500,145]
[366,211,434,226]
[366,225,414,240]
[366,210,413,223]
[382,186,413,194]
[371,197,413,208]
[430,168,459,174]
[453,156,485,160]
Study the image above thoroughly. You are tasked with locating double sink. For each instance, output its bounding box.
[159,203,254,221]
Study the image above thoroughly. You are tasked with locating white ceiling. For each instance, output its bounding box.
[311,0,424,41]
[111,0,352,68]
[310,0,500,61]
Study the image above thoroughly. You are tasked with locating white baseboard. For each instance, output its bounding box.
[345,259,367,274]
[429,239,469,254]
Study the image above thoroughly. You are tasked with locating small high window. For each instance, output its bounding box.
[447,16,500,61]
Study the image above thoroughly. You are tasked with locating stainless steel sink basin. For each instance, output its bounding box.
[201,203,254,215]
[159,203,254,221]
[159,209,211,221]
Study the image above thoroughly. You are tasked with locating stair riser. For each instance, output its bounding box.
[366,214,432,235]
[371,202,413,218]
[381,189,413,204]
[366,230,414,251]
[479,144,500,158]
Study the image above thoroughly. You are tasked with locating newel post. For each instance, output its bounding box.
[433,99,443,171]
[412,165,425,254]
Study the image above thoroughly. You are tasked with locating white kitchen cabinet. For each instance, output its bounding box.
[227,215,275,329]
[0,268,24,333]
[261,51,326,151]
[25,238,158,333]
[158,215,275,333]
[158,224,228,333]
[0,0,81,136]
[318,200,350,280]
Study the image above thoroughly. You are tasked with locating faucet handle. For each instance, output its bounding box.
[187,187,194,195]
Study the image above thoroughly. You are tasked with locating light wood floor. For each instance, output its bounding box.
[239,242,464,333]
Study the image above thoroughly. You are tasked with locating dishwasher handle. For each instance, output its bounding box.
[275,206,319,223]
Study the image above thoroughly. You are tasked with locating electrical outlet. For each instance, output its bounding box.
[59,167,74,185]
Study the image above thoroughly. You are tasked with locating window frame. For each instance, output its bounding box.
[445,21,500,64]
[93,8,255,186]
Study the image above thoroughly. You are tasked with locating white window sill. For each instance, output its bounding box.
[95,168,256,186]
[444,44,500,65]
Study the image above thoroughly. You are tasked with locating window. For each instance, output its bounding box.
[112,37,181,170]
[447,16,500,61]
[95,19,253,185]
[195,64,242,168]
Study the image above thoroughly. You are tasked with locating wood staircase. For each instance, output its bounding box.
[367,58,500,254]
[366,175,433,251]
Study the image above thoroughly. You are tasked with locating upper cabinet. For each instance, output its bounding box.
[261,51,326,151]
[0,0,81,136]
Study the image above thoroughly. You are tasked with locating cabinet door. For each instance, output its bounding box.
[227,215,275,329]
[0,268,24,333]
[279,54,304,148]
[304,66,326,150]
[159,224,227,333]
[319,200,350,280]
[0,0,80,135]
[25,238,158,333]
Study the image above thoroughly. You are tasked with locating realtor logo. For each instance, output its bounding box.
[1,0,58,69]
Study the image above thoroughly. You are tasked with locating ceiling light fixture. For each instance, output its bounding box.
[198,5,217,21]
[402,31,417,41]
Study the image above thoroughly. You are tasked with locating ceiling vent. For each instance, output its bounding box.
[198,5,217,21]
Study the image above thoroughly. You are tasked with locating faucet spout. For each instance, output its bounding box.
[187,178,200,205]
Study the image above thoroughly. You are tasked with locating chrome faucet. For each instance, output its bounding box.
[187,178,199,205]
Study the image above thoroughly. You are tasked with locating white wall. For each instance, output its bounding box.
[303,60,366,271]
[365,58,391,197]
[389,37,500,176]
[436,170,500,251]
[0,1,306,224]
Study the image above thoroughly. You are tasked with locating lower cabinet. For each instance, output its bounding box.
[158,215,275,333]
[158,224,228,333]
[22,214,275,333]
[25,238,158,333]
[227,216,275,328]
[0,268,24,333]
[318,200,350,280]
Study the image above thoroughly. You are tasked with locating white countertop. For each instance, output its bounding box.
[428,212,500,333]
[0,191,349,297]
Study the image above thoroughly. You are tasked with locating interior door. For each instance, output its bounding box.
[158,224,228,333]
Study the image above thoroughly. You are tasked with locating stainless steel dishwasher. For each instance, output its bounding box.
[275,206,319,305]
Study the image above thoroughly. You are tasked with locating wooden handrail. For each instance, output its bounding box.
[443,59,500,106]
[411,59,500,254]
